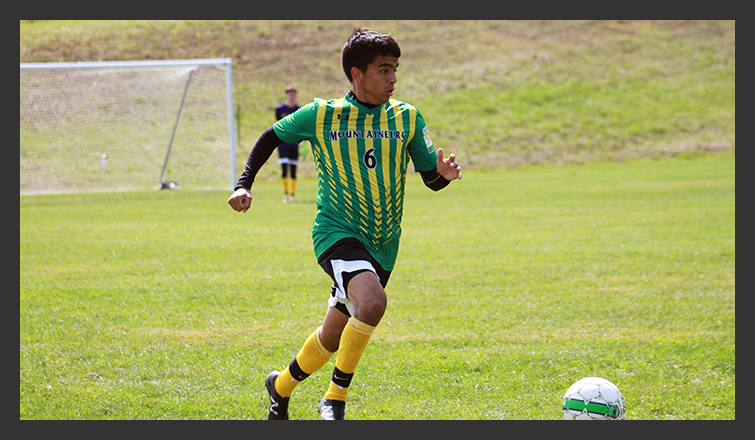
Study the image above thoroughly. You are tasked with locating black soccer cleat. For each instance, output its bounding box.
[317,399,346,420]
[265,371,290,420]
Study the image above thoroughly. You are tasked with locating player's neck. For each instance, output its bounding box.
[348,90,378,109]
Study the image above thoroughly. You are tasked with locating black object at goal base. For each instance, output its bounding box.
[160,182,179,190]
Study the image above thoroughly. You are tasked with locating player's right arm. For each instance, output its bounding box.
[227,126,283,213]
[228,101,317,213]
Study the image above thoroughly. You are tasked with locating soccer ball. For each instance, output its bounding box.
[562,376,625,420]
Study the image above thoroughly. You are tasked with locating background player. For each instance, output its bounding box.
[275,85,301,203]
[228,27,462,420]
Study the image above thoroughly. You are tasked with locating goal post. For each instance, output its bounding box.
[20,58,237,195]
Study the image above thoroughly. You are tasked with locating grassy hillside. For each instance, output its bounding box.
[20,20,735,180]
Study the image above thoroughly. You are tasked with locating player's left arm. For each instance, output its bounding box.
[412,109,461,191]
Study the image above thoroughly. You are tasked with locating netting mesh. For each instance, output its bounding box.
[20,62,233,195]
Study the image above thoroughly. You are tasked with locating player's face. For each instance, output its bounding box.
[356,54,399,105]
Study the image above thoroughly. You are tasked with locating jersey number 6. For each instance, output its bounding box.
[363,148,377,169]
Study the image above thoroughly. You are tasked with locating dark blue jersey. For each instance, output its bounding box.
[276,103,301,121]
[276,103,301,149]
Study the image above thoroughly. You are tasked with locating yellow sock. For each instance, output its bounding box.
[275,327,334,398]
[289,178,296,198]
[281,177,290,196]
[323,317,375,402]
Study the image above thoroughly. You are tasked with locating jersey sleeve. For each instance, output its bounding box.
[407,108,438,173]
[273,101,317,144]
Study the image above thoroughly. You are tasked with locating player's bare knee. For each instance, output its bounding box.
[355,291,387,326]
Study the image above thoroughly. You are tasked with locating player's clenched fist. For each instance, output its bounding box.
[228,187,252,213]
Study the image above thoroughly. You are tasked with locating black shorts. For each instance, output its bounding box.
[277,143,299,164]
[318,237,391,316]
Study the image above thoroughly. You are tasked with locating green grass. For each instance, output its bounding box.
[19,154,735,419]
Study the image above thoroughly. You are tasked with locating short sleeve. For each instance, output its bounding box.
[407,109,438,173]
[273,101,317,144]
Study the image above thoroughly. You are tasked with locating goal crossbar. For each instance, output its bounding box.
[20,58,234,70]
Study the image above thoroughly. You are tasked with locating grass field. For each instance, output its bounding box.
[19,154,735,420]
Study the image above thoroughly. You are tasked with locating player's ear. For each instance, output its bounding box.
[351,66,363,83]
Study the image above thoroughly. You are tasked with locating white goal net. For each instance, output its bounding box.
[20,58,236,195]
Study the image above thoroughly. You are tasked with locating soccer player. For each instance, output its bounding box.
[275,85,301,203]
[227,27,462,420]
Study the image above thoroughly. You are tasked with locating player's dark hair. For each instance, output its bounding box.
[341,27,401,83]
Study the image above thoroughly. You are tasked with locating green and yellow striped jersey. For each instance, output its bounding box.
[273,93,438,270]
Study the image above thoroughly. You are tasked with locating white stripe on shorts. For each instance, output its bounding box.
[328,259,378,315]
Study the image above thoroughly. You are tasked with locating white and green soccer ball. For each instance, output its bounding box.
[562,376,625,420]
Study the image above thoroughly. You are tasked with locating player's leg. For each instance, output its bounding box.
[279,156,290,203]
[266,252,354,419]
[288,162,297,202]
[321,272,383,410]
[288,146,299,202]
[316,243,390,419]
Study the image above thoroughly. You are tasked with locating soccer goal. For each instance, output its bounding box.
[20,58,237,195]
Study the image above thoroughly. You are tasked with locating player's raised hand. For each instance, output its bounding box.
[227,187,252,213]
[436,148,462,181]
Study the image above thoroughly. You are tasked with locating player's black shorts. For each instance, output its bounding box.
[277,143,299,164]
[318,237,391,316]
